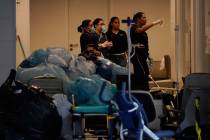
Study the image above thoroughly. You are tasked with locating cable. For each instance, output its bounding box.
[127,25,132,101]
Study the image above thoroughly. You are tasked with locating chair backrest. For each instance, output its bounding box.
[179,73,210,132]
[131,90,156,122]
[116,75,156,122]
[115,89,148,130]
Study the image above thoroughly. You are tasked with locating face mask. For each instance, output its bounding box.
[102,25,107,33]
[90,26,95,33]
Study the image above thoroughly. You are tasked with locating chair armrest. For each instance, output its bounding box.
[165,105,182,114]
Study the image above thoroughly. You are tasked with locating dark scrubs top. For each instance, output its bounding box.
[89,32,109,58]
[106,30,128,54]
[130,24,149,59]
[80,32,92,53]
[130,24,150,90]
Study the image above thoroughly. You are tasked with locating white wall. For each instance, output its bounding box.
[0,0,16,84]
[30,0,69,52]
[30,0,111,55]
[68,0,110,54]
[110,0,171,61]
[30,0,171,58]
[190,0,209,73]
[170,0,176,81]
[30,0,173,77]
[16,0,30,66]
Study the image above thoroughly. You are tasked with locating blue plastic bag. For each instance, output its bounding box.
[16,63,70,86]
[68,56,96,80]
[20,49,49,68]
[96,57,128,82]
[47,54,68,68]
[47,48,74,64]
[66,75,117,105]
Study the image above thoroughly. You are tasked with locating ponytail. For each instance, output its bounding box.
[77,25,83,33]
[78,19,91,33]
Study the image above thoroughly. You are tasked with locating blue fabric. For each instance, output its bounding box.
[155,130,176,137]
[119,110,139,130]
[115,90,149,131]
[20,49,49,68]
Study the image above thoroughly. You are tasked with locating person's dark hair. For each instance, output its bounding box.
[93,18,103,28]
[107,16,119,33]
[77,19,91,33]
[133,12,144,23]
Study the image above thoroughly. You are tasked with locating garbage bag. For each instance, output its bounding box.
[96,57,128,82]
[66,75,117,105]
[111,62,128,81]
[96,58,113,81]
[16,63,70,85]
[0,69,62,140]
[68,56,96,80]
[53,94,72,140]
[19,49,49,68]
[47,54,68,68]
[47,48,74,64]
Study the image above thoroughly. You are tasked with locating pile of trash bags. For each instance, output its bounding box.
[8,48,128,140]
[16,48,128,105]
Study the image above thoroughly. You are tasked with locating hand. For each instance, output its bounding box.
[159,19,163,26]
[152,19,163,26]
[107,41,113,48]
[101,41,113,48]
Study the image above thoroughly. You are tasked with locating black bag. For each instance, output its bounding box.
[0,69,62,140]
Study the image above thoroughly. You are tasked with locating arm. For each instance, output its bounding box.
[98,34,112,49]
[98,41,113,49]
[135,19,163,33]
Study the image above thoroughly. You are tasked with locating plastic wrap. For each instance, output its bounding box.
[53,94,72,140]
[66,75,117,105]
[96,57,128,82]
[47,48,74,64]
[47,54,68,68]
[16,63,70,86]
[68,56,96,80]
[20,49,49,68]
[111,62,128,81]
[53,94,71,122]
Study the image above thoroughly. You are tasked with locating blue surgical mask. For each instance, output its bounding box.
[90,26,95,33]
[102,25,107,33]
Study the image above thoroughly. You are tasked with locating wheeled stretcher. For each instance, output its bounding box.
[70,81,119,140]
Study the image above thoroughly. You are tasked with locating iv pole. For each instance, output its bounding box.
[122,17,133,100]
